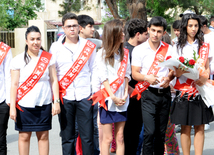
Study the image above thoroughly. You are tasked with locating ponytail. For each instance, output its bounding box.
[24,25,43,65]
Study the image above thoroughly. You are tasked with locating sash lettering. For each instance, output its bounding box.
[89,48,129,110]
[0,42,11,65]
[16,51,52,111]
[131,42,169,100]
[59,40,96,104]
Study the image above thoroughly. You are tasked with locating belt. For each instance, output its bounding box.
[147,87,170,94]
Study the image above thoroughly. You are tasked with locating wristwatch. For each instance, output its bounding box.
[54,99,60,103]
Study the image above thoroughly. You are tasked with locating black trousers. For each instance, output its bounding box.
[124,97,142,155]
[58,97,94,155]
[141,87,171,155]
[0,101,9,155]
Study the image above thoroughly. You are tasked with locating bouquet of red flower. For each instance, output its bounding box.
[158,51,214,108]
[159,52,200,80]
[178,50,199,69]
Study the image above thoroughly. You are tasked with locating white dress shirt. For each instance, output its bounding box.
[49,36,96,101]
[10,50,54,107]
[0,47,12,104]
[96,48,131,112]
[131,40,173,89]
[209,26,214,32]
[204,32,214,76]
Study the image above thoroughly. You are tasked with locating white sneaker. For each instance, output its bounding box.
[204,124,210,131]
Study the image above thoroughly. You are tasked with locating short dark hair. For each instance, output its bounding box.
[172,20,181,29]
[198,15,208,26]
[127,18,147,38]
[78,15,94,28]
[62,13,78,26]
[209,16,214,24]
[148,16,167,31]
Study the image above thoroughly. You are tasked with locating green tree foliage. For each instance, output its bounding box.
[51,0,91,17]
[118,0,130,19]
[0,0,43,30]
[147,0,214,22]
[105,0,214,23]
[58,0,82,17]
[0,5,9,29]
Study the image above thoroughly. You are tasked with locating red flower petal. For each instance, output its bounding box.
[179,56,185,63]
[189,59,195,65]
[166,56,172,60]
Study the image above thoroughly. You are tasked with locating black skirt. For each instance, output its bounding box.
[15,104,52,132]
[170,94,214,126]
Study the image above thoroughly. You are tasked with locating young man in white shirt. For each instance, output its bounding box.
[0,42,12,155]
[78,14,102,50]
[123,18,149,155]
[78,14,100,155]
[49,13,96,155]
[131,16,174,155]
[172,20,181,45]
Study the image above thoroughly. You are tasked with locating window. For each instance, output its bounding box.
[0,31,15,48]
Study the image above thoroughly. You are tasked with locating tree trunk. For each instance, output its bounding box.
[105,0,121,19]
[127,0,147,21]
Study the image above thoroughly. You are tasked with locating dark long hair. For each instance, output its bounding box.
[24,25,44,65]
[177,13,204,54]
[102,19,124,67]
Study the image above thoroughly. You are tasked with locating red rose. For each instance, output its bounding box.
[179,56,185,63]
[166,56,172,60]
[189,59,195,65]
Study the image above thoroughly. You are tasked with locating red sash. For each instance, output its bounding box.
[16,51,52,112]
[174,43,209,99]
[131,42,169,100]
[0,42,11,65]
[89,48,129,110]
[58,40,96,104]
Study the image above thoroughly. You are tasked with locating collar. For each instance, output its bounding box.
[145,39,165,51]
[209,26,214,29]
[59,35,80,45]
[125,41,135,47]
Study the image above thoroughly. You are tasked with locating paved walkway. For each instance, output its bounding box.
[7,116,214,155]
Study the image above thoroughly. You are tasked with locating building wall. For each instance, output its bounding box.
[36,0,64,21]
[36,0,102,22]
[11,28,27,57]
[11,20,47,57]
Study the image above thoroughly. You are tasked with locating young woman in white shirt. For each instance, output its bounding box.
[171,14,214,155]
[10,26,60,155]
[96,19,131,155]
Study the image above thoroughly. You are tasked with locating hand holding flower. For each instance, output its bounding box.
[173,64,190,77]
[195,66,209,86]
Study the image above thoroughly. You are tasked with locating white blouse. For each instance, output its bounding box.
[10,50,54,108]
[96,48,131,112]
